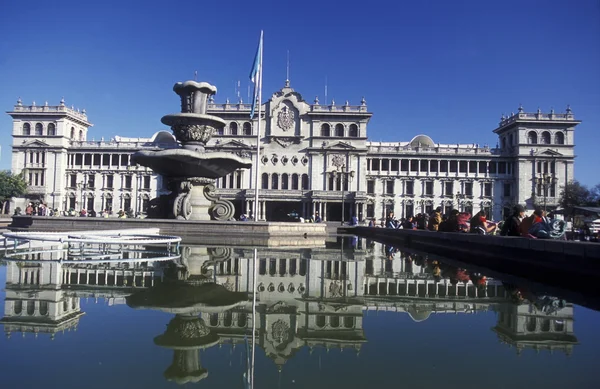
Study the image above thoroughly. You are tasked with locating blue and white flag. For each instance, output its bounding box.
[249,31,263,118]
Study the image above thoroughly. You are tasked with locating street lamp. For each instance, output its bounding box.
[535,173,557,212]
[330,165,355,225]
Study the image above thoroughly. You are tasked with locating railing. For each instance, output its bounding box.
[208,103,253,111]
[69,141,178,149]
[310,105,368,113]
[366,145,494,155]
[12,105,88,121]
[27,186,46,194]
[499,112,576,126]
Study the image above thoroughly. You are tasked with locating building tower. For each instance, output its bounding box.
[7,98,93,210]
[493,106,580,212]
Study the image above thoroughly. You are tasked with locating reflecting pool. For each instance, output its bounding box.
[1,238,599,388]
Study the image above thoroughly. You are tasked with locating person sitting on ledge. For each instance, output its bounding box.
[439,209,461,232]
[500,204,525,237]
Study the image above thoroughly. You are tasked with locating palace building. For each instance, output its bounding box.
[7,82,580,221]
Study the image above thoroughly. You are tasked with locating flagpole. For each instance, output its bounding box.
[253,31,263,222]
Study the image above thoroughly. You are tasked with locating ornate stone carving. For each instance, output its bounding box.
[204,184,235,221]
[329,281,342,298]
[171,123,216,145]
[331,154,345,169]
[166,317,211,339]
[277,106,295,131]
[271,319,290,344]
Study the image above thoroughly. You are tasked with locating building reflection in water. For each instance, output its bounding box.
[1,238,579,383]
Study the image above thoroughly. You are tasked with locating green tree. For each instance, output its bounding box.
[558,180,595,217]
[0,171,28,214]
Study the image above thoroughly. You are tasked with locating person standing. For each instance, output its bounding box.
[428,207,442,231]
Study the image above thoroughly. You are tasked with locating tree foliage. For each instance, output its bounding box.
[0,171,28,211]
[559,180,598,215]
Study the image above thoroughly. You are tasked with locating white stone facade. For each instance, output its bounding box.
[8,86,580,221]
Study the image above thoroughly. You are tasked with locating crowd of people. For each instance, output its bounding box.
[370,204,569,240]
[15,203,137,219]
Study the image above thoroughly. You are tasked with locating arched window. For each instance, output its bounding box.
[243,122,252,135]
[527,131,537,144]
[35,123,43,136]
[209,313,219,326]
[261,173,268,189]
[79,130,84,141]
[223,311,233,327]
[27,301,35,316]
[291,174,299,190]
[321,123,330,137]
[281,173,289,190]
[526,317,537,332]
[39,301,49,316]
[554,319,565,332]
[335,123,344,137]
[316,315,326,328]
[540,319,551,332]
[23,123,31,135]
[301,174,309,190]
[555,132,565,145]
[237,313,247,327]
[330,316,340,328]
[541,131,551,145]
[344,316,355,328]
[14,300,22,315]
[47,123,56,136]
[63,300,68,312]
[271,173,279,189]
[349,124,358,137]
[70,127,75,139]
[229,122,238,135]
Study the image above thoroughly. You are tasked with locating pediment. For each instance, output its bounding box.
[536,148,563,157]
[215,140,253,149]
[22,139,50,147]
[326,141,356,150]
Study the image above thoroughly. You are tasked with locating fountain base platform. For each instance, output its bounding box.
[8,216,327,246]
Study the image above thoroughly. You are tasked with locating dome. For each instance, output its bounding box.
[151,130,177,144]
[409,134,435,148]
[407,306,432,322]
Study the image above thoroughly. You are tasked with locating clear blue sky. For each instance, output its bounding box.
[1,0,598,186]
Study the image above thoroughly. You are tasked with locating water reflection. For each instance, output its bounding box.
[0,237,579,384]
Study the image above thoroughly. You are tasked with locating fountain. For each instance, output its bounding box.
[132,81,252,221]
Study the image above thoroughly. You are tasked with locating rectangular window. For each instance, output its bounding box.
[410,160,418,172]
[405,181,414,195]
[550,161,556,174]
[102,154,110,166]
[112,154,120,166]
[425,204,433,214]
[425,181,433,195]
[391,159,399,172]
[106,174,114,189]
[469,161,477,173]
[93,154,101,166]
[440,160,448,173]
[537,161,542,173]
[450,161,457,173]
[464,182,473,196]
[143,176,151,189]
[479,162,487,173]
[70,174,77,188]
[503,183,511,197]
[550,183,556,197]
[367,180,375,194]
[382,159,389,171]
[459,161,467,173]
[87,175,95,188]
[124,197,131,211]
[420,160,428,172]
[499,162,507,174]
[366,203,374,218]
[142,198,150,213]
[484,183,492,197]
[445,182,453,196]
[430,160,438,172]
[75,154,83,165]
[489,162,497,174]
[386,181,394,195]
[400,160,409,172]
[371,159,380,171]
[125,175,132,189]
[405,203,414,218]
[84,154,92,166]
[120,154,129,166]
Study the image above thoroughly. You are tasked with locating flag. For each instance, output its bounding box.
[249,30,263,118]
